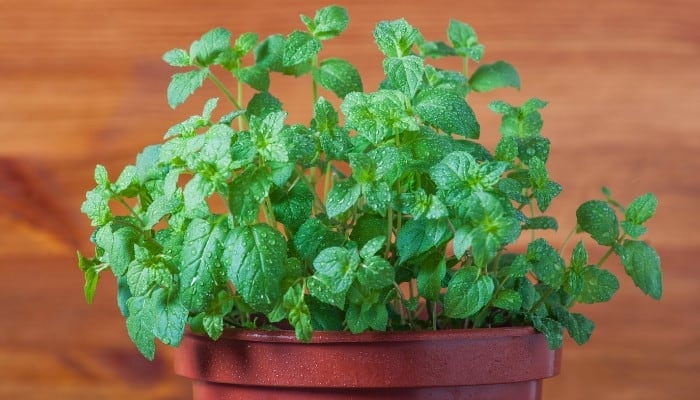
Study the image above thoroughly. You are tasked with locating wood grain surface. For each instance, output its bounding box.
[1,0,698,399]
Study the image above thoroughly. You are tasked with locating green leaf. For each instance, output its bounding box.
[500,254,531,278]
[576,266,620,304]
[359,236,385,260]
[94,222,139,276]
[350,215,387,248]
[246,91,283,118]
[326,179,362,218]
[163,48,191,67]
[234,32,259,55]
[126,249,173,297]
[625,193,657,225]
[469,61,520,92]
[552,307,595,345]
[621,221,648,239]
[341,90,416,145]
[226,224,287,313]
[396,218,451,263]
[383,55,424,98]
[616,240,663,300]
[527,238,565,289]
[228,166,272,225]
[235,65,270,91]
[523,216,558,231]
[180,218,228,311]
[125,295,156,360]
[357,256,395,290]
[309,247,360,308]
[447,20,484,61]
[444,266,494,318]
[283,30,322,67]
[492,289,522,312]
[417,257,447,300]
[293,218,345,262]
[414,87,480,138]
[532,316,563,349]
[271,182,314,232]
[373,18,419,57]
[399,189,448,220]
[152,289,188,346]
[302,5,349,40]
[81,188,112,226]
[313,57,363,99]
[190,27,231,66]
[77,252,100,304]
[576,200,620,246]
[570,241,589,270]
[167,68,208,109]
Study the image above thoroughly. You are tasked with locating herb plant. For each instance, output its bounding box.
[78,5,662,360]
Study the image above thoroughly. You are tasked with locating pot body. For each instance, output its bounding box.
[174,327,561,400]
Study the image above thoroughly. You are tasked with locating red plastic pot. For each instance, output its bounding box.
[174,326,561,400]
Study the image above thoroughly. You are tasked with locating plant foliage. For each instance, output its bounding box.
[78,5,662,359]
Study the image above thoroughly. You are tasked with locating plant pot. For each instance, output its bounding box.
[174,326,561,400]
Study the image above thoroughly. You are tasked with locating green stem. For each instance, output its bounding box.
[237,78,245,131]
[312,55,319,103]
[463,56,469,78]
[207,71,242,110]
[559,226,577,256]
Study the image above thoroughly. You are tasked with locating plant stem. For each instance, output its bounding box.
[207,71,242,110]
[559,226,577,256]
[463,56,469,77]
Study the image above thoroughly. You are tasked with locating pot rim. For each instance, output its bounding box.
[205,325,540,344]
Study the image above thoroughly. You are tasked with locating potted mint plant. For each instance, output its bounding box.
[77,5,662,399]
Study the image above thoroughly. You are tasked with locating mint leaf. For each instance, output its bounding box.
[235,65,270,91]
[226,224,287,312]
[94,222,139,276]
[309,247,360,308]
[469,61,520,92]
[357,256,394,290]
[414,87,479,138]
[532,316,563,349]
[163,48,191,67]
[234,32,259,56]
[77,252,101,304]
[228,166,272,225]
[383,55,424,98]
[576,200,620,246]
[167,68,208,109]
[373,18,419,57]
[444,266,494,318]
[570,241,589,270]
[313,57,363,99]
[447,20,483,61]
[302,5,349,40]
[271,182,314,232]
[527,238,565,289]
[180,218,228,311]
[126,295,156,360]
[293,218,345,262]
[625,193,657,225]
[616,240,663,300]
[396,218,451,263]
[523,216,558,231]
[576,266,620,304]
[152,288,188,347]
[552,307,595,345]
[492,289,523,312]
[190,27,231,66]
[283,30,322,67]
[417,257,446,300]
[399,189,448,220]
[326,179,361,218]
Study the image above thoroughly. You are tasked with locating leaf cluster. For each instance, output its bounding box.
[78,5,662,359]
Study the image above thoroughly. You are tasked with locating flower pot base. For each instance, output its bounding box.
[192,380,543,400]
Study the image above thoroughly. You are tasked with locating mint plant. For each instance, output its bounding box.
[78,5,662,359]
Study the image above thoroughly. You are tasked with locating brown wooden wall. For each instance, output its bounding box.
[1,0,698,398]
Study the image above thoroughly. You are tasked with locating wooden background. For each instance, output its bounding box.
[0,0,698,398]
